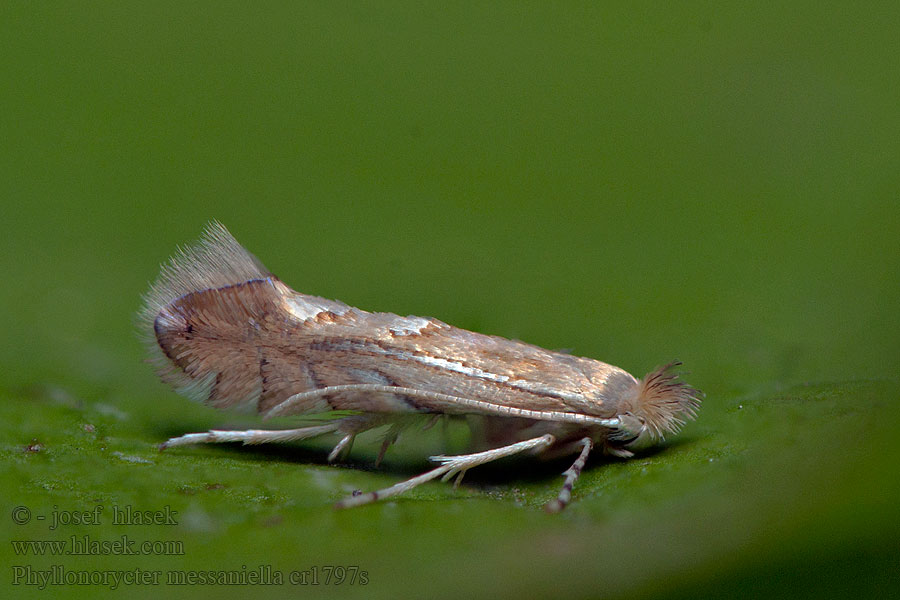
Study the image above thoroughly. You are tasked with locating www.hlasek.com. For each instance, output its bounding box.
[12,535,184,556]
[11,565,369,589]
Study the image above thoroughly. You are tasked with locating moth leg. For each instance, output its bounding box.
[335,434,556,509]
[421,414,441,431]
[159,422,341,450]
[449,470,466,489]
[544,437,593,513]
[327,434,355,463]
[376,423,404,467]
[327,414,397,463]
[433,433,556,486]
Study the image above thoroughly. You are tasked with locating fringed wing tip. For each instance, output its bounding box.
[139,221,269,321]
[634,361,703,440]
[136,221,271,403]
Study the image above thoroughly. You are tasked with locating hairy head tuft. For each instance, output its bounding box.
[617,362,702,445]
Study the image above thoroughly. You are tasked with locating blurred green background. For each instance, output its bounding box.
[2,2,898,599]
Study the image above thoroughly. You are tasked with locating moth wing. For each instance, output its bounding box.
[142,222,354,412]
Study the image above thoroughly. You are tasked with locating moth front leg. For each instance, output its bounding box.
[335,434,556,509]
[544,437,593,513]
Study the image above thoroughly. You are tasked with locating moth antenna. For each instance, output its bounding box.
[620,361,703,442]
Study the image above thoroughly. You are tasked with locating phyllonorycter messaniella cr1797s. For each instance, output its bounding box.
[141,222,702,512]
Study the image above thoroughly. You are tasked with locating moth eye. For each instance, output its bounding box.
[609,413,640,439]
[623,424,654,450]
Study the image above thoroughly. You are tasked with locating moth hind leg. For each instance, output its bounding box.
[159,422,342,450]
[335,433,557,509]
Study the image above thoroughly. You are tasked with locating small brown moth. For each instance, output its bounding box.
[142,222,701,512]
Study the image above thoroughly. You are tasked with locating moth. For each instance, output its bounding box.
[141,222,701,512]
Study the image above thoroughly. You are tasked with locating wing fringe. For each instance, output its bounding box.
[139,221,270,327]
[138,221,272,406]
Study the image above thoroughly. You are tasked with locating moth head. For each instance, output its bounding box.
[611,362,702,449]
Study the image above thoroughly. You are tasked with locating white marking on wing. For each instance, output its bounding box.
[407,353,591,403]
[319,337,595,406]
[411,354,511,383]
[389,316,432,336]
[282,294,352,321]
